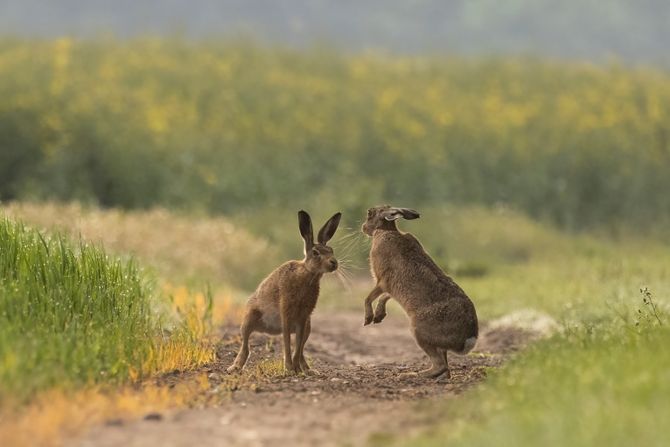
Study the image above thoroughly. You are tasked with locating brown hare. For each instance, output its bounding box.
[361,205,478,379]
[227,210,341,375]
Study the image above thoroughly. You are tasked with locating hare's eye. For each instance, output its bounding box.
[312,249,320,257]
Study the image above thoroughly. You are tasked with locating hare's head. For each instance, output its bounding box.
[298,210,342,274]
[362,205,420,236]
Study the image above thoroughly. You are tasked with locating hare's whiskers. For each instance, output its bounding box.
[335,270,353,292]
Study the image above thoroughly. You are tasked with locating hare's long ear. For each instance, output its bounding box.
[383,207,420,221]
[317,212,342,244]
[298,210,314,252]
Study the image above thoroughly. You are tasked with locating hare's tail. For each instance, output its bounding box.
[458,336,477,354]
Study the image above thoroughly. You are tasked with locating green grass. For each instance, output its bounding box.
[0,217,188,402]
[311,203,670,446]
[405,295,668,447]
[459,246,670,320]
[378,230,670,447]
[3,199,669,446]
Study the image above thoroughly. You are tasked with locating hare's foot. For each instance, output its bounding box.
[290,356,305,375]
[419,366,450,379]
[227,342,250,374]
[398,367,449,379]
[299,356,319,375]
[226,353,247,374]
[283,358,298,375]
[301,362,320,376]
[435,373,452,384]
[226,364,241,374]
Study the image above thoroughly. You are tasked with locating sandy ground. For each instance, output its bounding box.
[70,311,537,447]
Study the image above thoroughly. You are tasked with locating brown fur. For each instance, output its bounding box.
[227,210,341,374]
[361,205,478,379]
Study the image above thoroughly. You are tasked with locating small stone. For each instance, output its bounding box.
[143,412,163,422]
[105,418,124,427]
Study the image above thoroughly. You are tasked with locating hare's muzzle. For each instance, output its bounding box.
[328,259,338,271]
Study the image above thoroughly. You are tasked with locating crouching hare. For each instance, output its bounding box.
[361,205,478,379]
[227,210,341,375]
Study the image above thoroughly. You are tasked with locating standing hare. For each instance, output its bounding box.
[361,205,478,378]
[227,210,341,375]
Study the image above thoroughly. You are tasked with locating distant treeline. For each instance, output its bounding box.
[1,39,669,230]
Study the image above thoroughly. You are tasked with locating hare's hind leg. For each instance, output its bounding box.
[285,319,304,374]
[439,350,452,380]
[292,319,309,373]
[297,319,318,374]
[227,311,257,373]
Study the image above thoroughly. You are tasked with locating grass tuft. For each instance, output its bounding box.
[0,217,214,403]
[406,292,670,447]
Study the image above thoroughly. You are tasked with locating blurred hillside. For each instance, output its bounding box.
[1,1,669,63]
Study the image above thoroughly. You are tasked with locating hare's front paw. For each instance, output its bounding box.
[226,364,241,374]
[364,313,374,326]
[372,310,386,324]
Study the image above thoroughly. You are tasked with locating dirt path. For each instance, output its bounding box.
[70,311,536,447]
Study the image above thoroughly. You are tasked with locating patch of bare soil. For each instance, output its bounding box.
[70,311,538,447]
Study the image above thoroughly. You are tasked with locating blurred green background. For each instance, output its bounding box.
[1,1,670,241]
[2,40,670,236]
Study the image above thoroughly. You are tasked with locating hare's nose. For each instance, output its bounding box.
[329,259,338,269]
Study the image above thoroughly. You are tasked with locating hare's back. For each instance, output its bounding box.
[252,261,300,298]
